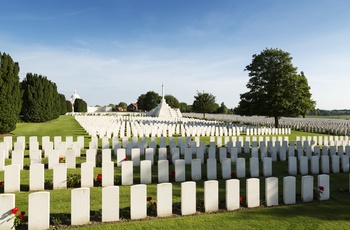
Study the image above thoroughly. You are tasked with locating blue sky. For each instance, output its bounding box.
[1,0,350,110]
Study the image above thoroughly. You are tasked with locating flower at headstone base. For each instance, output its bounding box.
[0,181,3,187]
[231,172,235,178]
[239,196,243,202]
[59,157,65,163]
[11,207,19,215]
[94,174,102,187]
[169,170,175,181]
[10,207,25,229]
[146,197,156,214]
[313,186,324,200]
[19,211,25,219]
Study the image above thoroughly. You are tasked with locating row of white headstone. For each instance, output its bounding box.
[0,174,330,228]
[2,152,345,192]
[74,115,296,138]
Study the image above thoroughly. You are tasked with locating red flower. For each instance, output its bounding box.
[11,207,19,215]
[97,174,102,180]
[239,196,243,202]
[319,186,324,191]
[231,172,235,177]
[153,202,156,206]
[20,211,25,216]
[124,157,129,161]
[0,181,3,186]
[147,196,152,202]
[59,157,64,162]
[170,170,175,176]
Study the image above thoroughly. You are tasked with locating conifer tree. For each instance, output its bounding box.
[0,52,22,133]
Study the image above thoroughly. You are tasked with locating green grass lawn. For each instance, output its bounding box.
[1,115,350,229]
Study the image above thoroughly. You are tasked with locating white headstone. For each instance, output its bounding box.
[140,160,152,184]
[4,164,20,192]
[204,180,219,213]
[157,183,173,217]
[30,163,44,191]
[246,178,260,208]
[283,176,296,205]
[102,161,115,187]
[191,159,202,181]
[28,192,50,229]
[265,177,278,206]
[158,160,169,183]
[53,163,67,189]
[181,181,196,215]
[207,158,217,180]
[226,179,240,210]
[130,184,147,219]
[236,158,246,178]
[102,186,119,222]
[301,175,313,202]
[71,188,90,225]
[81,162,94,188]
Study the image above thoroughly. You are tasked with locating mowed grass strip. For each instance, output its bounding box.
[1,115,350,229]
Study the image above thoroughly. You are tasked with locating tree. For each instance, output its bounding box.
[164,94,180,108]
[74,98,87,112]
[59,94,67,115]
[179,102,188,112]
[216,102,228,114]
[0,52,22,133]
[21,73,60,122]
[235,48,315,127]
[137,91,161,111]
[108,103,117,112]
[66,100,72,112]
[117,102,127,110]
[192,91,218,117]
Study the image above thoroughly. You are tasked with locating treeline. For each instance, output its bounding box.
[0,52,86,134]
[135,90,234,114]
[308,109,350,116]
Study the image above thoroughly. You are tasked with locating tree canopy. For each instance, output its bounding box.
[136,91,161,111]
[164,94,180,108]
[235,48,315,127]
[0,52,22,133]
[21,73,61,122]
[117,102,127,110]
[74,98,87,112]
[192,91,218,116]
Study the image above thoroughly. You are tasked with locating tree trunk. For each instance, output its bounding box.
[274,116,279,128]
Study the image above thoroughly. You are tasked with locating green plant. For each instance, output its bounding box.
[44,179,53,190]
[10,207,26,229]
[67,174,81,188]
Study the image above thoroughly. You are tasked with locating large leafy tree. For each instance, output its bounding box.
[179,102,188,112]
[21,73,61,122]
[74,98,87,112]
[164,94,180,108]
[136,91,161,111]
[0,52,22,133]
[192,91,218,117]
[235,48,315,127]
